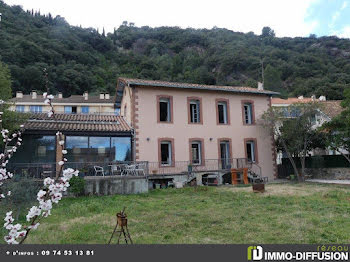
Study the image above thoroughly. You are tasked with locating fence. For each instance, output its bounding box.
[278,155,350,178]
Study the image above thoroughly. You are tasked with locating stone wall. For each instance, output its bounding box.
[84,176,148,195]
[305,168,350,180]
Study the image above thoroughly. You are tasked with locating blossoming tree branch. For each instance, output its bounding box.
[2,69,79,244]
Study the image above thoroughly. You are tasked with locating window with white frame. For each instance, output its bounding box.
[218,101,228,124]
[243,103,253,124]
[246,140,256,163]
[189,99,201,123]
[191,141,202,165]
[159,97,171,122]
[160,141,172,166]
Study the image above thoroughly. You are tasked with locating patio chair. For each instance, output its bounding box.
[134,163,146,176]
[41,164,53,179]
[94,166,105,176]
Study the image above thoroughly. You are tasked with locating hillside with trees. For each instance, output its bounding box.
[0,1,350,99]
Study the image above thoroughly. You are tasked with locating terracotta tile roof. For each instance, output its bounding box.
[118,78,279,96]
[271,97,314,104]
[24,113,132,132]
[10,95,116,104]
[272,98,344,119]
[320,101,344,118]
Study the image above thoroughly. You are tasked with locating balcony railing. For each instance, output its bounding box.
[6,158,260,179]
[15,111,119,116]
[148,158,248,175]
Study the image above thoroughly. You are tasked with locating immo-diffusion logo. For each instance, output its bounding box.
[247,246,263,261]
[247,245,349,261]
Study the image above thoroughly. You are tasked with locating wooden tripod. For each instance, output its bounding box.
[108,207,133,244]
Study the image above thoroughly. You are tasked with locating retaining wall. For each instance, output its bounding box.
[305,168,350,180]
[84,176,148,195]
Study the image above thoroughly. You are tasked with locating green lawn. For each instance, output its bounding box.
[2,183,350,244]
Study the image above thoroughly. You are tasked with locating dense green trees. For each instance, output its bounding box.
[0,61,12,101]
[0,1,350,99]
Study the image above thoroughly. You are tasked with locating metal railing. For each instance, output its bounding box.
[6,161,148,179]
[6,158,265,180]
[14,111,119,116]
[147,158,248,175]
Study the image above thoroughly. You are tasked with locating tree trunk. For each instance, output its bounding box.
[281,138,299,181]
[338,150,350,165]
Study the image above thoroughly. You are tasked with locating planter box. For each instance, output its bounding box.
[252,183,265,193]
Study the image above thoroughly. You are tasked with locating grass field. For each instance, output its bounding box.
[1,183,350,244]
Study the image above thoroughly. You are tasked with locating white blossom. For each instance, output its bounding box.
[26,206,41,222]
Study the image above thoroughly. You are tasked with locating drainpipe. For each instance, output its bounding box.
[131,128,136,163]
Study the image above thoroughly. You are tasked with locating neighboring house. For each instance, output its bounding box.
[271,96,344,163]
[117,78,279,182]
[9,91,119,115]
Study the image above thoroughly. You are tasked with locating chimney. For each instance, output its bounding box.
[58,92,63,99]
[31,91,37,99]
[319,95,326,101]
[258,82,264,91]
[16,91,23,98]
[100,93,105,100]
[105,93,110,100]
[83,91,88,100]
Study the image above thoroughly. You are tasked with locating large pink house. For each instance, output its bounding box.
[117,78,278,182]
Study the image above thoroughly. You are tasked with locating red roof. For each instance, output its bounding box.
[24,113,132,133]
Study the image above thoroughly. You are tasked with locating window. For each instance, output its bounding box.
[64,106,77,114]
[111,137,131,161]
[245,139,257,163]
[219,139,231,169]
[29,105,42,113]
[158,96,172,122]
[217,99,229,124]
[81,106,89,114]
[190,139,204,165]
[160,140,173,166]
[115,108,120,115]
[242,101,254,125]
[188,98,202,124]
[124,105,127,117]
[9,135,55,163]
[16,105,25,112]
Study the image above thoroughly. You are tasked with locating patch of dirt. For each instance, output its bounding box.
[222,183,348,196]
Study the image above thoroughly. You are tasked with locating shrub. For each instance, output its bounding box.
[69,176,85,196]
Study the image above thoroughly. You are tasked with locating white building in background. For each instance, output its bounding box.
[9,91,119,115]
[271,96,344,163]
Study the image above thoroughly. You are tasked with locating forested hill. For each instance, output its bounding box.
[1,1,350,99]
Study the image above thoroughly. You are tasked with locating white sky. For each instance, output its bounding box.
[4,0,319,37]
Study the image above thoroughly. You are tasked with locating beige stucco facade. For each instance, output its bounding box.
[122,86,277,180]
